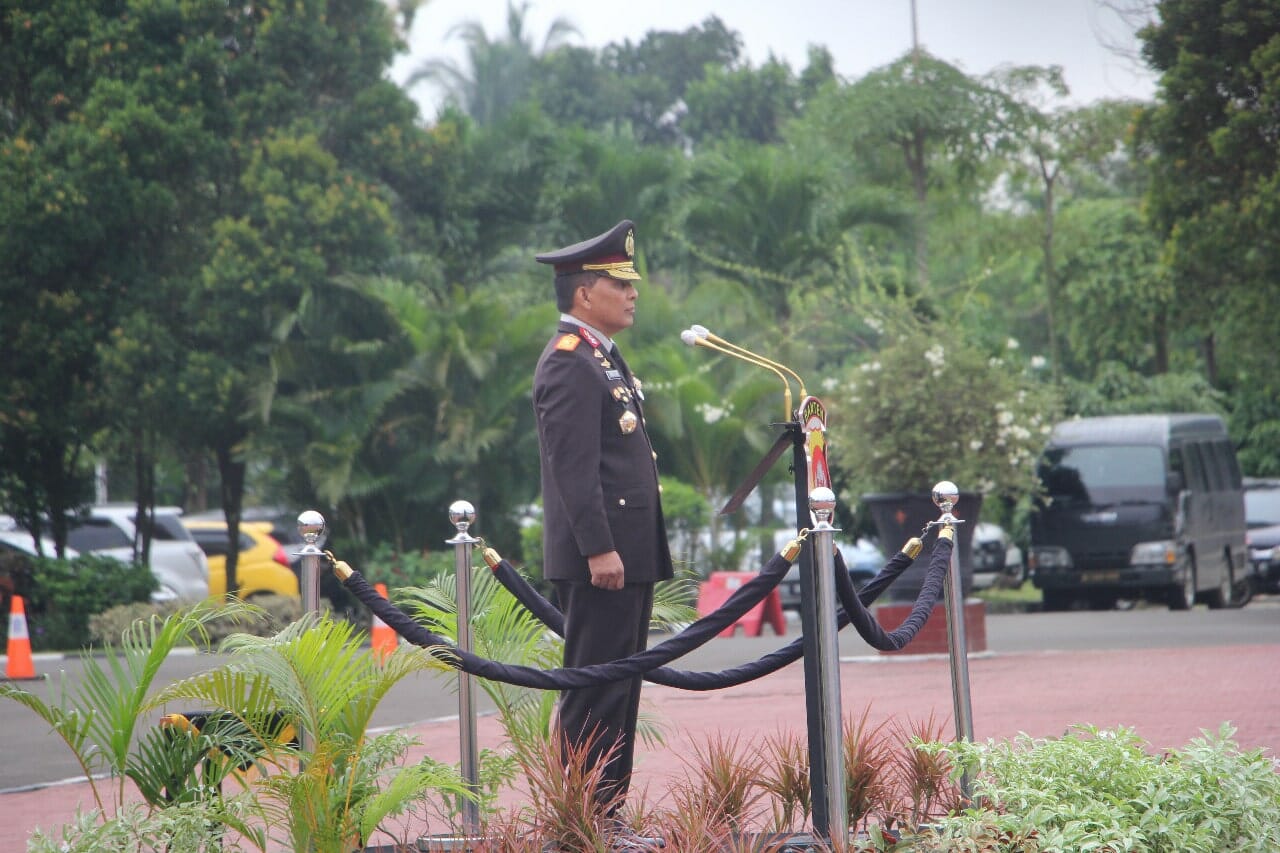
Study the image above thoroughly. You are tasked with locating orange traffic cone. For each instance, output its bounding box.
[5,595,38,681]
[370,583,397,662]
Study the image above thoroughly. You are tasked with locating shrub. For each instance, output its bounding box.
[89,595,304,646]
[931,723,1280,852]
[23,554,156,651]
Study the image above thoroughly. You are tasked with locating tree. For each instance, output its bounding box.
[406,0,579,126]
[602,15,742,144]
[811,51,1017,295]
[1138,0,1280,469]
[0,0,230,552]
[991,72,1145,380]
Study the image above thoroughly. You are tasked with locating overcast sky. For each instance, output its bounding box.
[389,0,1159,117]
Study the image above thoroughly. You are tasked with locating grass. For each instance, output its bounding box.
[972,579,1041,612]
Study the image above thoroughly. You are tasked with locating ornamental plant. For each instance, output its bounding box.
[828,313,1062,506]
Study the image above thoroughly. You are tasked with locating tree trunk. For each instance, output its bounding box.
[1203,331,1217,386]
[1040,158,1061,384]
[133,425,156,568]
[904,130,930,294]
[216,442,246,598]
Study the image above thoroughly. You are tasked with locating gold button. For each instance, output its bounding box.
[618,498,627,507]
[651,451,658,460]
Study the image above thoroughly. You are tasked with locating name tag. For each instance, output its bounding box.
[605,369,622,380]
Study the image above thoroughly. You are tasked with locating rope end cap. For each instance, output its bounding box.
[902,537,923,559]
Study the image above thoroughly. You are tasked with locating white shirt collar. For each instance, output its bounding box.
[559,314,614,351]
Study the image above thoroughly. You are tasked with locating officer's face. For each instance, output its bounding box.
[578,275,637,336]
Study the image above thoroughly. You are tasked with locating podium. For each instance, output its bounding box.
[696,571,787,637]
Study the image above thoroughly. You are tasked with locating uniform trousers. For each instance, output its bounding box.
[553,580,655,810]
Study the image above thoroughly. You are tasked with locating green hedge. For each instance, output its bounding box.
[4,554,156,652]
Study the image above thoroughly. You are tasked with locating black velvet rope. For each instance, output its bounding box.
[481,540,922,690]
[487,537,948,685]
[832,534,952,651]
[340,552,792,690]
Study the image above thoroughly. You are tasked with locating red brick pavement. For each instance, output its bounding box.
[3,644,1277,850]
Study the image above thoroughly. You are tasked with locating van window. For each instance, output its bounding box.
[1214,439,1243,489]
[1183,443,1210,492]
[1195,441,1226,491]
[1038,444,1166,503]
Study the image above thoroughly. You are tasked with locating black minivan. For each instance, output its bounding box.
[1029,414,1249,611]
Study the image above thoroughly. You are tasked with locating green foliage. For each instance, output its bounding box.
[1061,361,1225,418]
[1,601,257,824]
[831,312,1062,504]
[360,543,455,590]
[156,613,471,852]
[90,595,303,647]
[934,723,1280,852]
[26,802,262,853]
[21,554,157,652]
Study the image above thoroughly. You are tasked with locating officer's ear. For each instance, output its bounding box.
[576,276,599,307]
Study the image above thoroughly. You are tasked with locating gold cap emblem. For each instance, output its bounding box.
[625,229,635,258]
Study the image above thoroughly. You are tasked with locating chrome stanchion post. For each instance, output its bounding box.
[809,486,848,844]
[294,510,326,761]
[446,501,481,835]
[931,481,975,798]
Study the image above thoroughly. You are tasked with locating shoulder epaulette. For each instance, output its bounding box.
[555,334,581,351]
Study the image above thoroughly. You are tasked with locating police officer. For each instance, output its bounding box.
[533,220,673,843]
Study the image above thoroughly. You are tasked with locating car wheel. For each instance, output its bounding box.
[1167,564,1195,611]
[1206,566,1233,609]
[1229,576,1254,608]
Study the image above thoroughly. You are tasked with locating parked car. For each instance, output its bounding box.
[64,504,210,602]
[185,508,354,615]
[777,534,884,612]
[183,519,300,601]
[971,522,1025,589]
[1030,414,1248,611]
[1244,477,1280,595]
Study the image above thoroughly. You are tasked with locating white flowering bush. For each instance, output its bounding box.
[829,318,1062,503]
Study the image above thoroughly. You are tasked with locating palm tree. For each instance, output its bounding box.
[407,0,580,126]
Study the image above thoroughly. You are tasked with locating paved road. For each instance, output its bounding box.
[3,598,1276,793]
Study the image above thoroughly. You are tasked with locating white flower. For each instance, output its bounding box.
[1006,338,1020,350]
[1030,355,1046,369]
[924,345,946,368]
[997,410,1015,426]
[696,403,728,424]
[969,439,984,452]
[821,376,839,391]
[864,315,884,333]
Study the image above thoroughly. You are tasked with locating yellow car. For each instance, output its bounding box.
[183,520,300,600]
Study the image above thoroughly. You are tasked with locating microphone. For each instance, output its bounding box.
[690,325,807,399]
[681,328,795,422]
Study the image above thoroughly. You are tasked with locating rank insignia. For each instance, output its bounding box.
[555,334,581,351]
[619,410,638,434]
[612,386,627,401]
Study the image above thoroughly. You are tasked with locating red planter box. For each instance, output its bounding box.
[872,600,986,655]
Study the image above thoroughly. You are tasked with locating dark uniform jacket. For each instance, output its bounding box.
[533,321,674,584]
